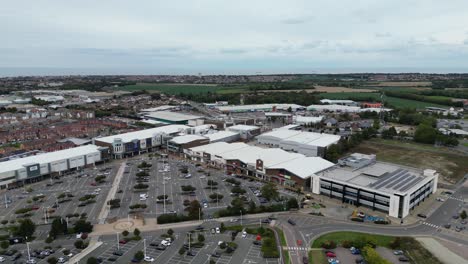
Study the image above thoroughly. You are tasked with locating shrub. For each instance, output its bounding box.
[362,246,392,264]
[341,240,352,248]
[122,230,129,237]
[74,240,85,249]
[47,257,58,264]
[351,218,364,222]
[0,240,9,249]
[321,240,337,249]
[374,220,390,225]
[45,237,54,244]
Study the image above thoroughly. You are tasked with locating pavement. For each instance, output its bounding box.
[97,161,126,224]
[417,237,467,264]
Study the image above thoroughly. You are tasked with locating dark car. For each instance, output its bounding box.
[398,256,410,262]
[417,213,427,218]
[261,219,271,224]
[288,219,296,225]
[149,242,159,247]
[131,258,140,263]
[156,245,166,250]
[187,251,196,256]
[253,240,262,245]
[112,250,123,256]
[211,252,221,258]
[195,226,204,231]
[108,257,117,262]
[302,256,309,264]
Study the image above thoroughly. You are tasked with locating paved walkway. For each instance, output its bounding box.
[97,161,126,224]
[416,237,467,264]
[68,237,102,264]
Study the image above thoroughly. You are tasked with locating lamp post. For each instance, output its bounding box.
[116,232,120,251]
[240,210,243,226]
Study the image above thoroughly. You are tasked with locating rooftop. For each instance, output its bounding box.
[269,157,335,179]
[227,124,259,131]
[169,135,207,144]
[95,125,189,144]
[258,130,340,147]
[0,145,101,174]
[204,131,239,142]
[143,111,202,122]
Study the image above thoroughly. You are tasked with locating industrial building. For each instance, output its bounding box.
[216,104,305,113]
[0,145,105,189]
[314,153,438,218]
[94,125,189,158]
[226,125,261,139]
[204,131,240,143]
[320,99,358,106]
[142,111,203,124]
[256,130,340,157]
[186,142,334,189]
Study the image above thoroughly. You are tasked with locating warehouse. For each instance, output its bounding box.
[0,145,104,189]
[94,125,189,158]
[226,124,261,139]
[204,131,240,143]
[256,130,340,157]
[167,135,210,153]
[314,153,438,218]
[216,103,305,113]
[186,142,249,166]
[143,111,203,124]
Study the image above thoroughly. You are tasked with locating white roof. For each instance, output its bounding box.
[307,104,361,112]
[227,125,259,131]
[189,142,249,156]
[144,111,202,122]
[170,135,207,144]
[277,124,301,130]
[359,108,392,113]
[320,99,355,104]
[222,145,304,167]
[269,157,335,179]
[95,125,189,144]
[204,131,239,142]
[140,105,178,112]
[294,115,324,124]
[258,130,340,148]
[217,104,304,112]
[0,145,101,174]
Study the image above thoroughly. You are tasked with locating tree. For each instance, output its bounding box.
[287,198,299,209]
[324,144,340,162]
[47,257,58,264]
[178,247,186,255]
[133,228,141,237]
[248,200,257,213]
[167,229,174,236]
[74,240,85,249]
[186,200,202,220]
[209,193,223,201]
[73,219,93,233]
[207,180,218,186]
[261,183,279,201]
[231,186,246,194]
[198,233,205,242]
[122,230,129,237]
[414,123,437,144]
[362,246,391,264]
[230,198,245,213]
[0,240,9,249]
[461,210,467,220]
[372,119,380,130]
[16,218,36,239]
[86,257,98,264]
[134,251,144,261]
[381,127,397,139]
[49,218,68,238]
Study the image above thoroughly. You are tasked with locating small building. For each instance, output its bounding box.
[320,99,357,106]
[314,153,438,218]
[204,131,240,143]
[361,102,383,108]
[226,125,261,139]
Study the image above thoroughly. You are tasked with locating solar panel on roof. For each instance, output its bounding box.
[371,169,406,188]
[384,172,411,189]
[399,177,424,192]
[391,174,415,190]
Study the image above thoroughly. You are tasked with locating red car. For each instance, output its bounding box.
[119,239,127,244]
[90,182,97,186]
[31,205,40,210]
[325,252,336,258]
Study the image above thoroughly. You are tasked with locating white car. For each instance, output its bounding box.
[437,197,445,202]
[203,203,208,208]
[95,188,102,192]
[161,240,171,246]
[218,241,224,246]
[242,231,247,238]
[215,227,220,234]
[144,256,155,262]
[26,259,37,264]
[164,177,171,180]
[230,218,238,222]
[200,175,206,179]
[140,197,147,201]
[0,256,5,262]
[139,194,148,198]
[76,233,82,239]
[58,257,66,263]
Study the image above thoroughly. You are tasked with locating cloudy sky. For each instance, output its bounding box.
[2,0,468,75]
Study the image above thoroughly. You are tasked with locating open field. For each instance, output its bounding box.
[309,250,327,264]
[117,83,232,94]
[258,86,375,93]
[371,81,432,87]
[311,231,394,248]
[352,139,468,183]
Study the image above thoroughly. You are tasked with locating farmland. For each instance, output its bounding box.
[117,83,238,94]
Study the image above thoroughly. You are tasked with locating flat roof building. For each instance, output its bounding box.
[167,135,210,153]
[256,130,340,157]
[217,104,305,113]
[94,125,189,158]
[143,111,203,124]
[314,153,438,218]
[226,125,261,139]
[0,145,104,189]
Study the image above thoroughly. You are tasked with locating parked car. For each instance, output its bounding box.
[216,227,220,234]
[119,239,127,244]
[302,256,309,264]
[417,213,427,218]
[288,219,296,225]
[398,256,410,262]
[326,252,336,257]
[113,251,124,256]
[393,250,404,255]
[211,252,221,258]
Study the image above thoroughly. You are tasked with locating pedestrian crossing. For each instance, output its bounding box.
[447,196,465,202]
[284,247,309,251]
[421,221,440,229]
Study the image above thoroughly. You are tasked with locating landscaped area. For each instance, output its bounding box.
[352,138,468,183]
[311,232,442,264]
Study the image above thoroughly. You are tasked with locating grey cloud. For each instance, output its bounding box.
[220,48,249,54]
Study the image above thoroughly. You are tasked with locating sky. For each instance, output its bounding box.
[2,0,468,75]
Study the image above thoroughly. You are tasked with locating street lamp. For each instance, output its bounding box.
[240,210,243,226]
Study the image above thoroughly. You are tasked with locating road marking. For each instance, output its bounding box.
[422,221,440,229]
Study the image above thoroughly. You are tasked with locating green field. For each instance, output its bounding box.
[311,232,394,248]
[319,92,448,109]
[117,83,240,94]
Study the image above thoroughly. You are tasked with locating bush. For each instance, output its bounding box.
[157,214,189,224]
[134,228,141,237]
[74,240,85,249]
[374,220,390,225]
[0,240,9,249]
[362,245,392,264]
[122,230,129,237]
[321,240,337,249]
[47,257,58,264]
[341,240,352,248]
[351,218,364,222]
[45,237,54,244]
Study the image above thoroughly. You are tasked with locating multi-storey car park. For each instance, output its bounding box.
[0,144,106,189]
[314,153,438,219]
